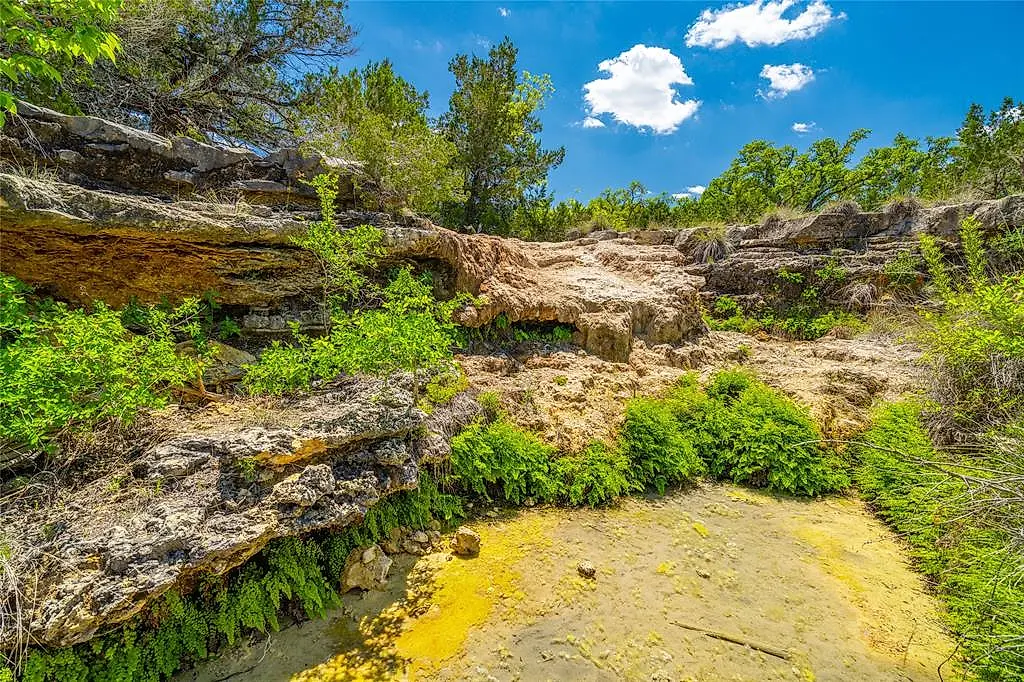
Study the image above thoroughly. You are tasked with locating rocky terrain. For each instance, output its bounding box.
[0,104,1020,673]
[4,103,1022,361]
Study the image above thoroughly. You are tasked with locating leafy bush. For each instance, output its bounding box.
[551,442,634,507]
[291,174,385,327]
[619,397,706,494]
[649,371,847,496]
[916,217,1024,422]
[448,419,559,504]
[0,275,195,450]
[700,381,847,495]
[854,403,1024,680]
[243,269,466,395]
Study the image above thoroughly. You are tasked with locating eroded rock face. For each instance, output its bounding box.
[2,376,475,650]
[0,174,706,361]
[0,100,363,205]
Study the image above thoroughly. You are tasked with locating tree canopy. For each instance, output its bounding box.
[0,0,121,124]
[44,0,356,147]
[440,37,565,231]
[301,60,462,215]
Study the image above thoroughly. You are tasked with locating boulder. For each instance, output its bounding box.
[451,526,481,557]
[341,544,393,592]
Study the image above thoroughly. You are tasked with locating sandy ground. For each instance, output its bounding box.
[178,483,956,682]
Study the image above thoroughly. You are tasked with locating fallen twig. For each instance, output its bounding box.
[670,620,791,661]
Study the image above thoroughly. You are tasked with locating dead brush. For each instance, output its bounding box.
[690,224,734,264]
[841,281,879,311]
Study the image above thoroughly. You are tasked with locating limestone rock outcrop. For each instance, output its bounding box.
[1,375,474,650]
[0,100,364,205]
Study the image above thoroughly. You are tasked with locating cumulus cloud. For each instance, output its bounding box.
[583,44,701,134]
[685,0,844,49]
[673,185,707,199]
[759,63,814,99]
[792,121,816,134]
[581,117,606,129]
[498,6,510,17]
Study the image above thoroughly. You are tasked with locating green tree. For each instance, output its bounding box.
[949,97,1024,198]
[40,0,356,148]
[441,36,565,231]
[0,0,121,124]
[301,60,463,215]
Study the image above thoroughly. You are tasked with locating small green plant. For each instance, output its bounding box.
[776,268,805,284]
[814,257,847,284]
[0,275,197,451]
[447,419,559,504]
[552,375,568,386]
[421,368,470,412]
[244,270,468,396]
[618,397,706,494]
[292,173,386,327]
[236,457,259,484]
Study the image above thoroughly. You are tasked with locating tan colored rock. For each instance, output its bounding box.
[451,526,481,557]
[341,544,393,592]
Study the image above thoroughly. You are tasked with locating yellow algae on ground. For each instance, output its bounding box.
[291,513,556,681]
[393,514,555,674]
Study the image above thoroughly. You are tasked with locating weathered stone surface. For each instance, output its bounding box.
[0,375,481,650]
[0,172,705,360]
[451,526,481,556]
[341,544,393,592]
[0,100,361,204]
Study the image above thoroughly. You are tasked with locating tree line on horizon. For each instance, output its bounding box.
[2,0,1022,240]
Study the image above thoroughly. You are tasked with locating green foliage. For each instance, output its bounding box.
[302,60,463,215]
[551,442,633,507]
[853,403,1024,680]
[950,97,1024,200]
[776,268,805,284]
[881,250,924,290]
[35,0,356,147]
[448,419,559,504]
[440,37,565,231]
[702,294,864,341]
[917,218,1024,420]
[0,274,194,450]
[421,368,470,412]
[243,269,465,395]
[618,397,705,494]
[293,174,385,326]
[0,0,121,124]
[15,473,460,682]
[691,374,847,495]
[456,318,575,350]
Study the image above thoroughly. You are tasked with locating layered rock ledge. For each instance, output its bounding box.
[2,377,477,650]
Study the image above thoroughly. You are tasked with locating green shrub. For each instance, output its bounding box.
[447,419,559,504]
[0,275,196,450]
[703,382,846,495]
[243,269,466,396]
[661,371,847,496]
[619,397,705,494]
[552,442,635,507]
[916,218,1024,421]
[854,403,1024,680]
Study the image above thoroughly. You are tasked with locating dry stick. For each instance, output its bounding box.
[670,621,791,661]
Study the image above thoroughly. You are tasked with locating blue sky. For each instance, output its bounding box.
[341,1,1024,200]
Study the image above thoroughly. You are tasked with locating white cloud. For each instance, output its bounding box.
[759,63,815,99]
[581,117,606,129]
[685,0,844,49]
[792,121,816,134]
[583,44,701,134]
[498,6,510,17]
[673,185,707,199]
